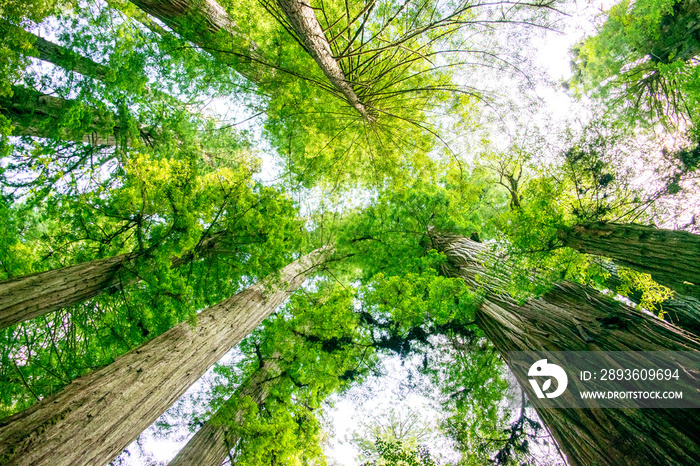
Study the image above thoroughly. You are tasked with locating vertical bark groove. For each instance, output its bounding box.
[127,0,263,83]
[0,234,221,330]
[0,253,135,330]
[603,263,700,336]
[0,247,327,466]
[559,222,700,299]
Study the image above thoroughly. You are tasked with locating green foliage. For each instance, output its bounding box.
[0,152,302,416]
[490,119,694,298]
[192,281,376,464]
[426,334,545,465]
[0,0,694,462]
[617,267,675,317]
[361,440,437,466]
[570,0,700,129]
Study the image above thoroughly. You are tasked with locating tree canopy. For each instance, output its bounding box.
[1,0,699,464]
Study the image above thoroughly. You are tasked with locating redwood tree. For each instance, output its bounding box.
[559,222,700,299]
[434,235,700,466]
[169,361,278,466]
[0,85,139,146]
[0,247,327,466]
[0,233,222,330]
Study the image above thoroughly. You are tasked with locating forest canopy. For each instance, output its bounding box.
[0,0,699,465]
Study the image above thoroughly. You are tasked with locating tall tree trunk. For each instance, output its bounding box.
[125,0,371,119]
[275,0,373,121]
[126,0,263,83]
[0,20,110,80]
[559,222,700,299]
[434,235,700,466]
[0,234,222,330]
[0,85,157,146]
[658,294,700,337]
[169,360,278,466]
[0,247,327,466]
[0,252,135,330]
[0,20,182,106]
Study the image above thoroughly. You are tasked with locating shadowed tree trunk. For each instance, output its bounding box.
[0,234,223,330]
[559,222,700,299]
[126,0,263,83]
[0,85,158,146]
[169,360,278,466]
[274,0,373,121]
[1,85,125,145]
[656,294,700,337]
[0,20,110,79]
[433,235,700,466]
[0,20,183,107]
[650,0,700,64]
[0,247,327,466]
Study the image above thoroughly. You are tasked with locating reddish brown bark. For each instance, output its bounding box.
[168,361,278,466]
[0,248,327,466]
[435,235,700,466]
[560,222,700,299]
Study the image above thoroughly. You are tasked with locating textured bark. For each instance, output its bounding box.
[0,85,161,146]
[0,234,222,330]
[560,222,700,299]
[658,295,700,337]
[127,0,263,83]
[603,263,700,337]
[0,21,181,107]
[169,361,278,466]
[0,20,110,80]
[435,235,700,466]
[0,253,135,330]
[126,0,370,118]
[0,85,124,145]
[0,248,326,466]
[275,0,373,121]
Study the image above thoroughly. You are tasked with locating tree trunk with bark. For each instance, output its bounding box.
[559,222,700,299]
[0,247,326,466]
[126,0,371,119]
[126,0,263,83]
[169,360,278,466]
[0,85,127,145]
[0,20,183,107]
[0,252,135,330]
[0,20,110,80]
[603,263,700,337]
[4,23,105,78]
[275,0,373,121]
[433,235,700,466]
[0,85,160,146]
[0,234,222,330]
